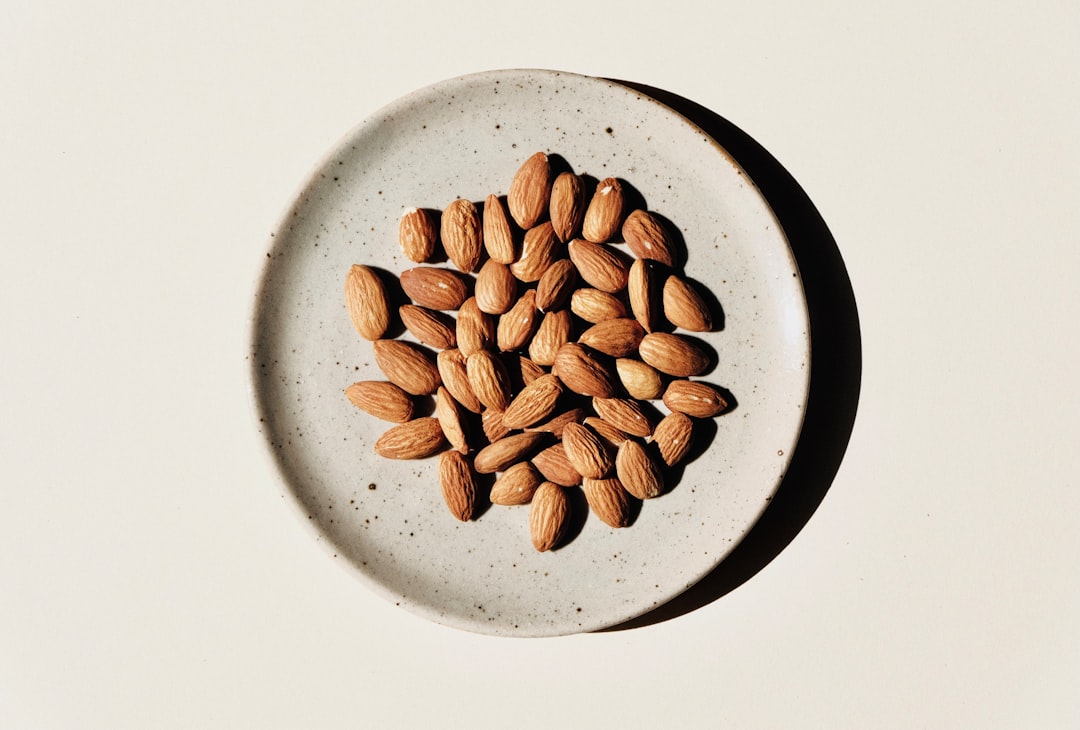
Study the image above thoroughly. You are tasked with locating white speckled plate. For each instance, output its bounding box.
[250,69,809,637]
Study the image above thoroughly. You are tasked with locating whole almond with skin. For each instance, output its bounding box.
[529,481,569,552]
[374,417,446,459]
[622,209,677,267]
[466,350,513,411]
[615,358,664,400]
[344,381,414,423]
[525,407,589,439]
[438,450,476,521]
[581,477,631,528]
[583,416,631,447]
[456,297,495,356]
[399,304,456,350]
[474,432,549,473]
[372,339,441,395]
[535,258,577,312]
[531,442,582,486]
[435,386,469,454]
[508,151,553,229]
[562,422,613,479]
[652,411,695,466]
[400,267,470,310]
[514,355,547,388]
[481,407,511,443]
[567,239,630,293]
[663,275,712,332]
[592,397,653,437]
[582,177,625,243]
[615,439,663,499]
[628,258,661,333]
[501,373,563,430]
[529,310,572,366]
[510,221,560,282]
[549,172,586,242]
[474,260,517,315]
[483,194,516,264]
[578,318,645,358]
[552,343,617,398]
[436,349,482,413]
[490,462,543,506]
[570,288,628,323]
[344,265,390,341]
[398,207,438,263]
[662,379,729,418]
[441,198,482,273]
[497,289,540,352]
[638,333,712,377]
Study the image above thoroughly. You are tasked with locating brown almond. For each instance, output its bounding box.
[615,358,664,400]
[456,297,495,356]
[435,386,470,454]
[529,482,569,552]
[615,439,664,499]
[529,310,573,366]
[621,209,676,267]
[436,349,483,414]
[549,172,586,243]
[531,443,582,486]
[515,355,547,387]
[344,381,414,423]
[525,407,589,439]
[398,207,438,263]
[534,258,577,312]
[374,418,446,459]
[662,380,729,418]
[344,264,390,341]
[465,350,513,411]
[372,339,441,395]
[481,407,511,443]
[474,260,517,315]
[438,450,477,521]
[567,239,630,293]
[510,221,560,282]
[663,275,713,332]
[581,477,631,528]
[490,462,543,506]
[400,267,470,310]
[582,177,625,243]
[508,151,553,229]
[628,258,661,333]
[562,423,613,479]
[474,432,549,473]
[502,374,564,430]
[497,289,540,351]
[483,194,517,264]
[652,411,695,466]
[592,397,654,437]
[441,198,482,273]
[570,288,628,323]
[399,304,456,350]
[551,343,617,398]
[582,417,632,448]
[638,332,712,377]
[578,318,645,358]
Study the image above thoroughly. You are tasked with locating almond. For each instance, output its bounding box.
[651,411,694,466]
[581,477,631,528]
[529,310,573,366]
[510,221,560,282]
[534,258,577,312]
[621,209,676,267]
[662,380,729,418]
[481,407,511,443]
[398,207,438,263]
[638,332,712,377]
[615,439,663,499]
[628,258,661,333]
[567,239,630,293]
[570,287,628,323]
[438,450,476,521]
[344,264,390,341]
[497,289,540,351]
[508,151,553,229]
[525,407,589,439]
[501,373,563,430]
[435,386,470,454]
[551,343,617,398]
[456,297,495,356]
[344,381,414,423]
[662,275,712,332]
[465,349,513,411]
[514,355,547,387]
[615,358,664,400]
[474,432,549,473]
[400,267,470,311]
[561,422,613,479]
[436,349,483,414]
[592,397,654,437]
[577,318,645,358]
[483,194,517,264]
[474,260,517,315]
[372,339,441,395]
[441,198,482,273]
[582,177,625,243]
[531,442,582,486]
[490,462,543,506]
[582,416,632,448]
[529,481,569,552]
[399,304,456,350]
[549,172,585,242]
[374,417,446,459]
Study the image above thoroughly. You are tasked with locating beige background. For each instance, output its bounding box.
[2,1,1078,727]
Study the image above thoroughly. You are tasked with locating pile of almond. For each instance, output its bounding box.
[344,152,729,552]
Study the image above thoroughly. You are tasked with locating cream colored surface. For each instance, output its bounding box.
[2,1,1078,727]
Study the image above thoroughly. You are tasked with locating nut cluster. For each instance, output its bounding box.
[344,152,729,552]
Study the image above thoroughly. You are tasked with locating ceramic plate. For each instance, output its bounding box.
[249,69,809,636]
